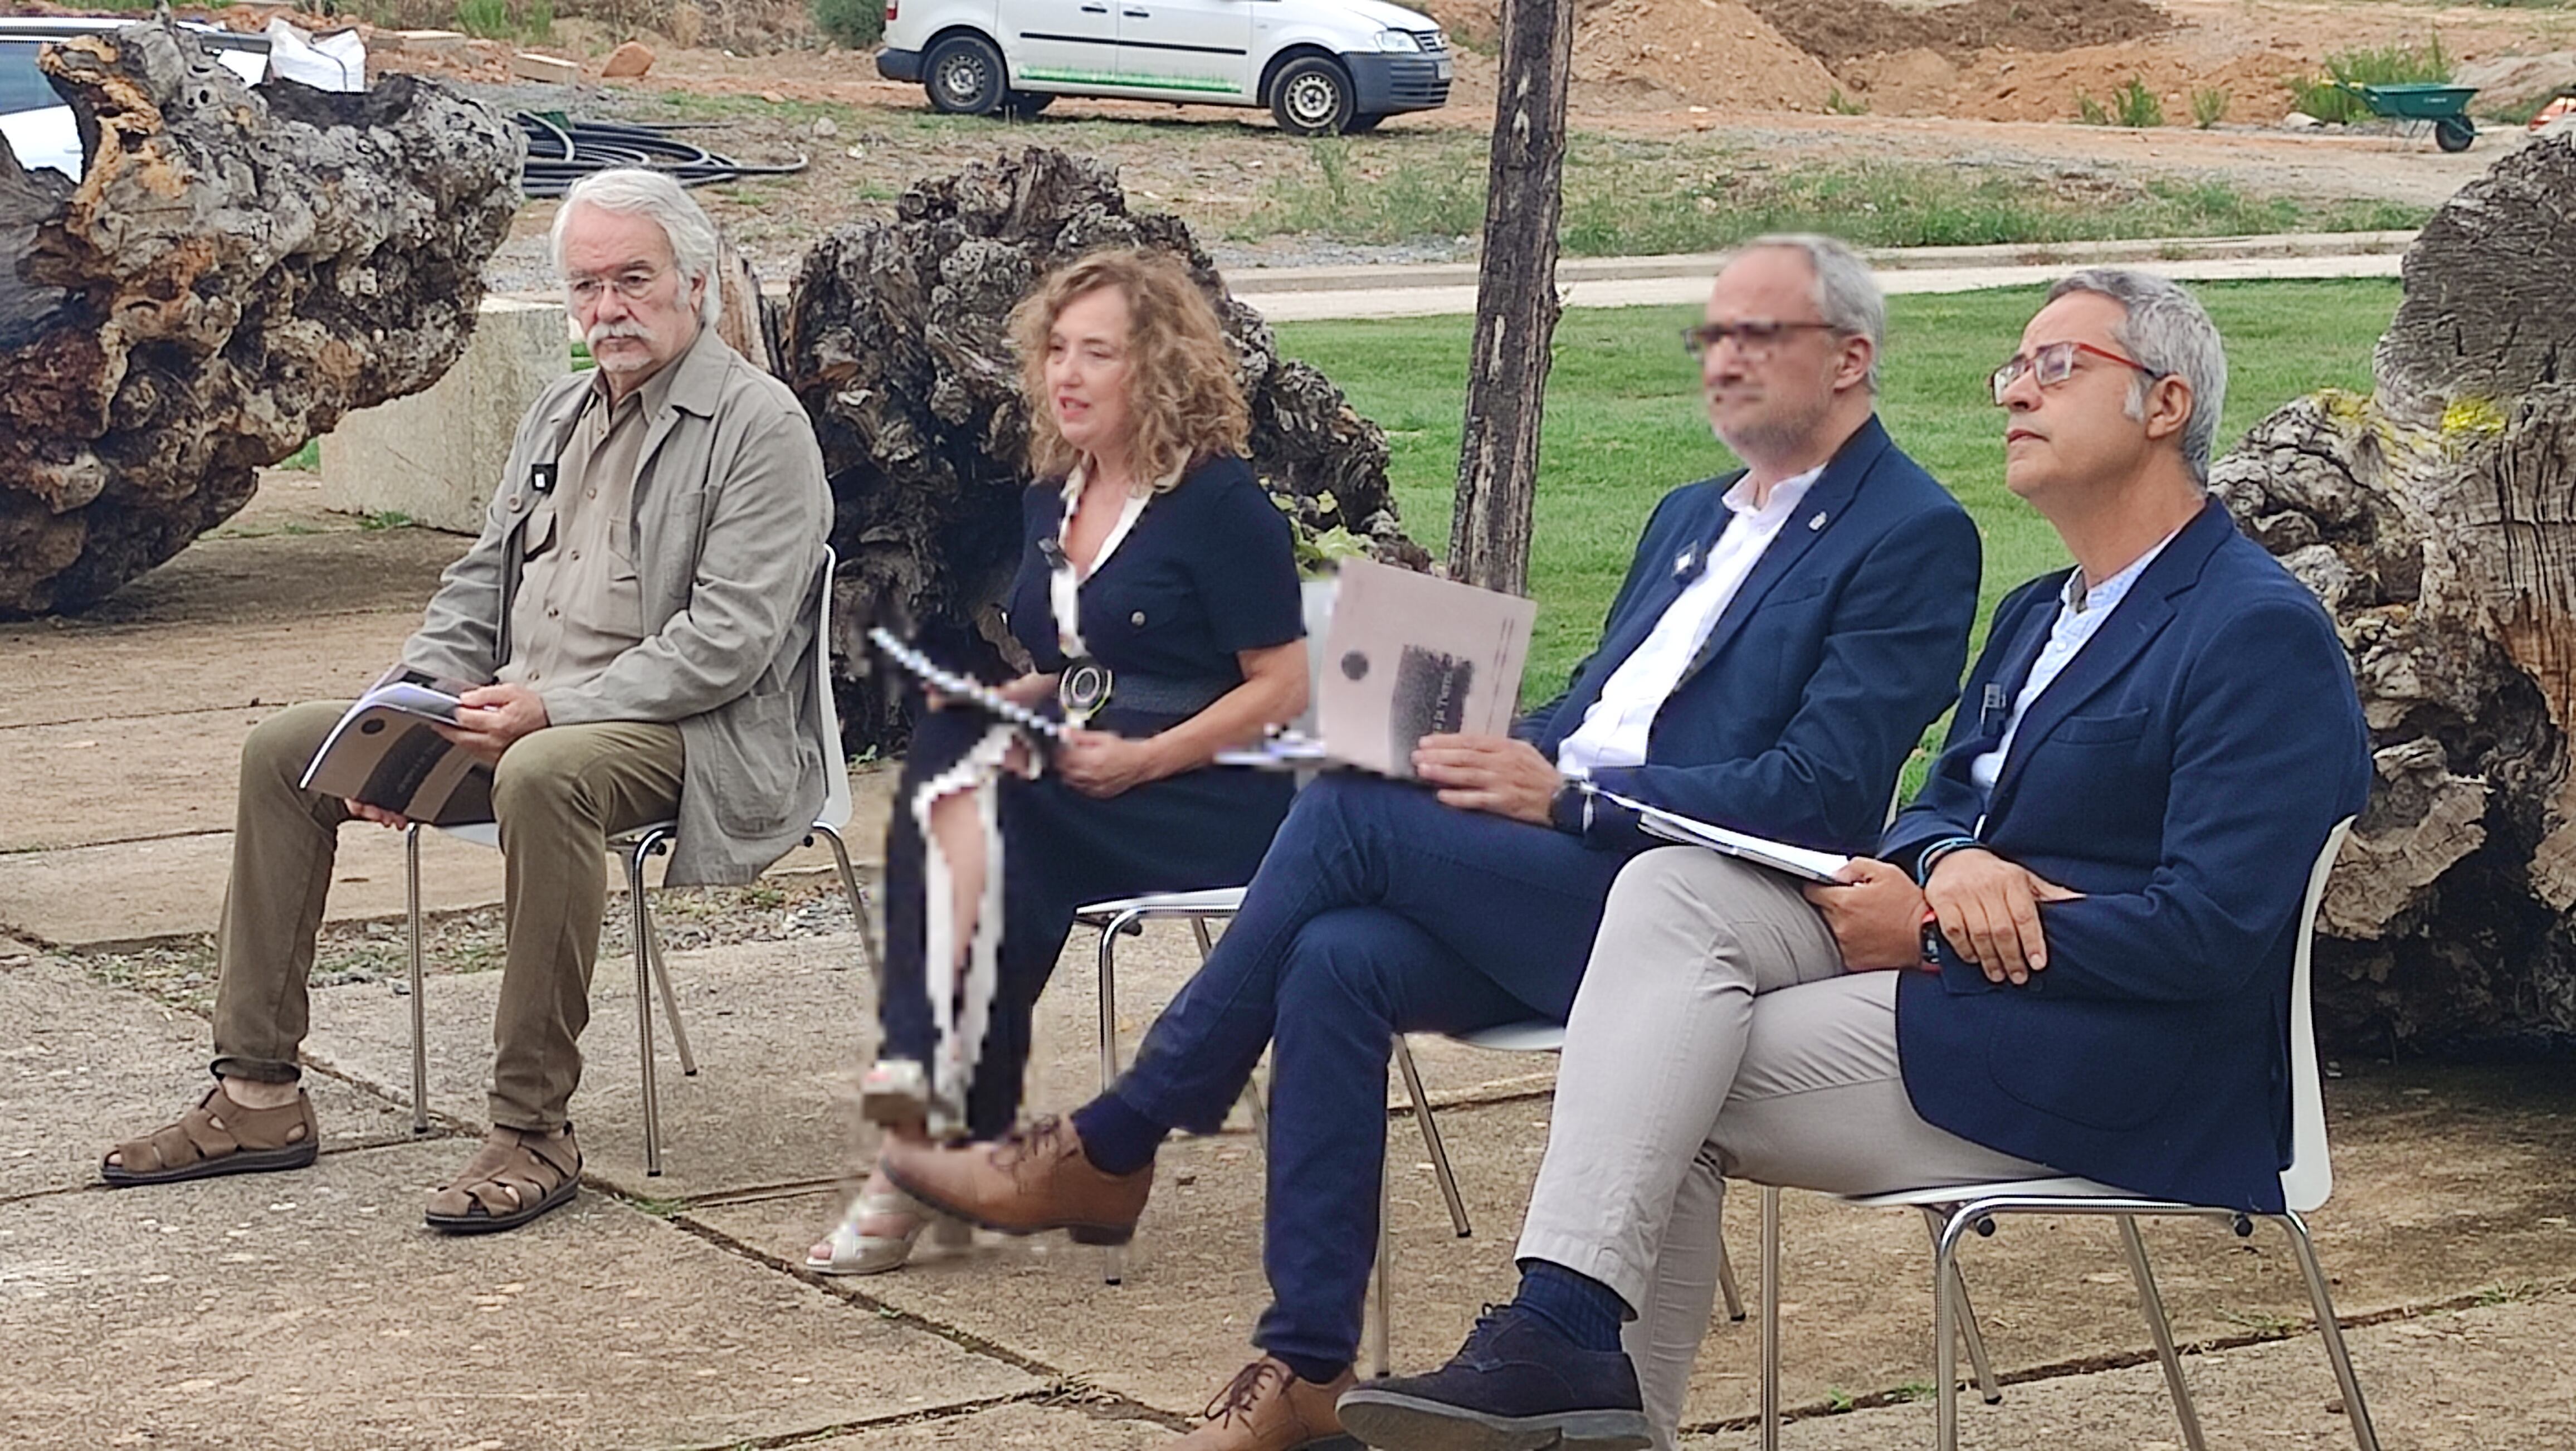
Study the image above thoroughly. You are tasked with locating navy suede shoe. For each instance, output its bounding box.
[1335,1305,1649,1451]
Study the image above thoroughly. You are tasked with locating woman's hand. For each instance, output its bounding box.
[1055,727,1168,798]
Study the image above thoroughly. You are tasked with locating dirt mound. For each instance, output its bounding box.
[1572,0,1843,110]
[1843,42,2304,125]
[1745,0,2170,67]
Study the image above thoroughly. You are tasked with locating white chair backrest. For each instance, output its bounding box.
[812,547,853,832]
[2280,814,2357,1214]
[1293,576,1338,737]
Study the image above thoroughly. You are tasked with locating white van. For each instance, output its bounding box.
[876,0,1451,135]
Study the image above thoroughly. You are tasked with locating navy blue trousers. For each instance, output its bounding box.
[1113,772,1632,1372]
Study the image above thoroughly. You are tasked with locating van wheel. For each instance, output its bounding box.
[1270,57,1356,136]
[1003,90,1054,120]
[925,34,1007,116]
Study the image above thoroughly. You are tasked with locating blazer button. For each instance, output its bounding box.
[1131,611,1146,626]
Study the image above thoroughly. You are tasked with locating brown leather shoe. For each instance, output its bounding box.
[1172,1357,1357,1450]
[877,1115,1148,1244]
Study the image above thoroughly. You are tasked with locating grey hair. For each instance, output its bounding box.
[1734,232,1885,391]
[550,168,724,328]
[2045,268,2228,482]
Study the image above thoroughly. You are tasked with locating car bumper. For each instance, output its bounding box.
[876,47,923,83]
[1339,51,1451,115]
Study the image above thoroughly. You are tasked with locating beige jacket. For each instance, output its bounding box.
[402,324,832,885]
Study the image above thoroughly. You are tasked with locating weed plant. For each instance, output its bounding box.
[811,0,886,48]
[2114,78,2165,127]
[2075,90,2111,125]
[2193,87,2231,128]
[451,0,555,44]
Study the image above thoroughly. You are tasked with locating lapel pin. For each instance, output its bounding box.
[1674,546,1697,579]
[1807,512,1827,532]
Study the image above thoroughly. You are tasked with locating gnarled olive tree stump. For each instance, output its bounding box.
[2213,130,2576,1055]
[781,147,1424,752]
[0,21,520,616]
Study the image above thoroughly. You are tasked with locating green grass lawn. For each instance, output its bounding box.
[1271,277,2399,702]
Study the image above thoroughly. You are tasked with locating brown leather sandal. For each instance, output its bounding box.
[423,1124,582,1235]
[101,1082,319,1187]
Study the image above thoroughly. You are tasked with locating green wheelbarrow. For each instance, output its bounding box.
[2338,80,2481,151]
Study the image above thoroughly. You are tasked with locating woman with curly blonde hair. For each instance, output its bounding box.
[808,248,1310,1276]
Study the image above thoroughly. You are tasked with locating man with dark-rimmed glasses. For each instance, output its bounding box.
[878,234,1980,1450]
[1340,269,2369,1451]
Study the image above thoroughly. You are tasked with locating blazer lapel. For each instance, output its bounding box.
[1576,476,1736,695]
[1987,501,2233,808]
[1677,416,1892,686]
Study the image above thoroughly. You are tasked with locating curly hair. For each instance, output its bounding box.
[1011,249,1251,491]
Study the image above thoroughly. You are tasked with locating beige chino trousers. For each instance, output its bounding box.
[1513,849,2048,1447]
[209,700,684,1131]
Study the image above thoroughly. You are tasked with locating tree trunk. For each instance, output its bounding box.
[1447,0,1575,595]
[0,21,521,617]
[2211,130,2576,1056]
[780,148,1428,754]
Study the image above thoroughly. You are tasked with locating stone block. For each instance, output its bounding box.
[602,40,656,78]
[511,49,582,85]
[319,297,568,534]
[378,27,468,58]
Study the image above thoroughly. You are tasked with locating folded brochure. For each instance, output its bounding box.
[298,670,493,826]
[1598,789,1852,884]
[868,627,1066,742]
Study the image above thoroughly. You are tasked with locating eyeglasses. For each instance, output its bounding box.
[565,265,669,307]
[1682,320,1839,358]
[1989,340,2164,405]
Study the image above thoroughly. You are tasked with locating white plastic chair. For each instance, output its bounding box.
[1753,816,2375,1451]
[403,549,876,1175]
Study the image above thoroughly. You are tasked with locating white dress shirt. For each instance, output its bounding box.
[1556,465,1825,777]
[1968,528,2181,796]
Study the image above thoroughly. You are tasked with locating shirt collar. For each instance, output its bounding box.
[1721,462,1826,524]
[2062,525,2183,616]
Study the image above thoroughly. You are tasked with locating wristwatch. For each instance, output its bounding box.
[1548,778,1597,836]
[1919,907,1946,968]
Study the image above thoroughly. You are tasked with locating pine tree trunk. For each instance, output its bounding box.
[1447,0,1575,595]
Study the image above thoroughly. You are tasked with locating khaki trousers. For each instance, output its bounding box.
[209,700,684,1130]
[1513,850,2048,1448]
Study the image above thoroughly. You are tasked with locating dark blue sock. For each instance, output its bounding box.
[1270,1349,1349,1386]
[1512,1260,1629,1354]
[1069,1092,1165,1177]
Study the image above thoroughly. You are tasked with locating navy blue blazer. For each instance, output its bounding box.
[1884,500,2370,1213]
[1517,415,1980,857]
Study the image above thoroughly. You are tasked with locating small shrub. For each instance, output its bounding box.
[811,0,885,48]
[2192,87,2229,128]
[2075,90,2110,125]
[451,0,552,43]
[2114,77,2164,128]
[1824,88,1868,116]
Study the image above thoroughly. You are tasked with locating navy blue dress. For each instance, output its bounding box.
[877,455,1302,1140]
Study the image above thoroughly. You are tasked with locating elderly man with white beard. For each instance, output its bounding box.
[100,169,832,1235]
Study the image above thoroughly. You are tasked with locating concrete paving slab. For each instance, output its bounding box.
[0,955,419,1203]
[305,933,880,1197]
[806,1396,1174,1448]
[0,609,422,729]
[1685,1287,2576,1450]
[0,1141,1037,1450]
[0,826,509,948]
[0,707,277,852]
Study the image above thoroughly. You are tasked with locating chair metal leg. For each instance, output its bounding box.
[630,835,663,1176]
[812,823,878,976]
[641,907,697,1077]
[2118,1214,2209,1451]
[406,825,429,1136]
[1934,1204,1972,1451]
[1370,1156,1394,1377]
[1716,1228,1746,1322]
[1393,1036,1471,1239]
[1188,914,1216,957]
[2279,1211,2383,1451]
[1759,1184,1782,1451]
[1918,1206,2001,1404]
[1096,908,1137,1287]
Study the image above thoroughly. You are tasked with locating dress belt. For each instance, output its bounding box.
[1096,670,1236,717]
